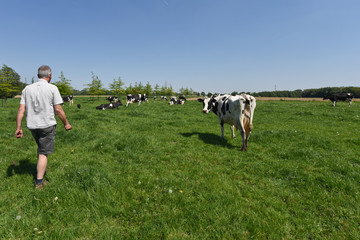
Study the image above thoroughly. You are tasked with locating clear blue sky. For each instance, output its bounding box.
[1,0,359,94]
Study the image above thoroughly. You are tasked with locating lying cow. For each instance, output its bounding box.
[161,96,168,101]
[323,93,354,107]
[95,102,122,110]
[179,95,187,101]
[168,97,185,105]
[62,95,74,106]
[126,94,148,106]
[198,94,256,151]
[106,96,119,102]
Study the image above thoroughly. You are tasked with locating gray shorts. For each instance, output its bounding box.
[30,125,57,155]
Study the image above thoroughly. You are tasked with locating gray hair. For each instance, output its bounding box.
[37,65,52,78]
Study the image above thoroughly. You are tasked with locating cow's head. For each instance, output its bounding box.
[198,97,216,114]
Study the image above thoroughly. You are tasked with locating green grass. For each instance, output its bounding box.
[1,97,360,239]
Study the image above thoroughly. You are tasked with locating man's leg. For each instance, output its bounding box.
[37,154,48,181]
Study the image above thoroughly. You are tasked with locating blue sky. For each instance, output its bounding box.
[1,0,359,93]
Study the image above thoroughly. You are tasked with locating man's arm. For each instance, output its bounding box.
[15,104,25,138]
[54,104,72,130]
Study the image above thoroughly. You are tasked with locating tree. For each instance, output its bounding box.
[144,82,152,95]
[125,84,133,94]
[154,84,160,95]
[53,72,73,95]
[0,64,23,107]
[86,72,105,99]
[109,77,125,96]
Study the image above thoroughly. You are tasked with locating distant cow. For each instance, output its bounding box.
[96,101,122,110]
[323,93,354,107]
[168,96,185,105]
[154,96,157,101]
[126,94,148,106]
[161,96,168,101]
[62,95,74,106]
[106,96,119,103]
[198,94,256,151]
[179,95,187,101]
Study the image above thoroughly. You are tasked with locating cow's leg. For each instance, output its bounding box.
[220,123,225,138]
[235,116,246,151]
[138,100,142,106]
[333,101,336,107]
[349,100,352,107]
[230,125,235,138]
[240,128,246,151]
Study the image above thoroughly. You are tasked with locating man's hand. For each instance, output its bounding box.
[15,129,23,138]
[64,123,72,130]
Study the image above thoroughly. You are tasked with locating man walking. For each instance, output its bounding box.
[15,65,72,189]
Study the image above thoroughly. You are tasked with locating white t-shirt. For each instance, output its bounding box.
[20,79,63,129]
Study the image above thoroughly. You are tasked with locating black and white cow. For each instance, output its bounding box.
[154,96,157,101]
[323,93,354,107]
[95,101,122,110]
[161,96,168,101]
[126,94,148,106]
[106,96,119,103]
[168,96,185,105]
[179,95,187,101]
[198,94,256,151]
[62,95,74,106]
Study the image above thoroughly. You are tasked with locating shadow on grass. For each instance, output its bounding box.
[181,132,236,149]
[7,159,37,180]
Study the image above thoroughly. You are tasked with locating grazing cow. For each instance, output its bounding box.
[168,96,185,105]
[154,96,157,101]
[126,94,148,106]
[323,93,354,107]
[95,101,122,110]
[161,96,168,101]
[198,94,256,151]
[62,95,74,106]
[106,96,119,103]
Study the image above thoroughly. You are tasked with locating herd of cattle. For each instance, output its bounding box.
[61,92,355,151]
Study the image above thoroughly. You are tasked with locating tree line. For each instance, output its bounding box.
[1,64,359,108]
[244,87,360,98]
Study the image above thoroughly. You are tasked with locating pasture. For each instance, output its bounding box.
[1,97,360,239]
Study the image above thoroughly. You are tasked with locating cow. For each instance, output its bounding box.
[161,96,168,101]
[95,101,122,110]
[179,95,187,101]
[154,96,157,101]
[62,95,74,106]
[106,96,119,103]
[323,93,354,107]
[126,94,148,106]
[168,96,185,105]
[198,94,256,151]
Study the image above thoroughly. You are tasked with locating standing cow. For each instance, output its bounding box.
[126,94,148,106]
[198,94,256,151]
[323,93,354,107]
[62,95,74,106]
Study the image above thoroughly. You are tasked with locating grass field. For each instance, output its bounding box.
[1,97,360,239]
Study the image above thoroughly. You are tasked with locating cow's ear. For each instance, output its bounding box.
[197,98,204,102]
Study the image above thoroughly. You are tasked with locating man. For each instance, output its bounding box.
[15,65,72,189]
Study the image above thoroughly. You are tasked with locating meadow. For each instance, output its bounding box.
[1,97,360,239]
